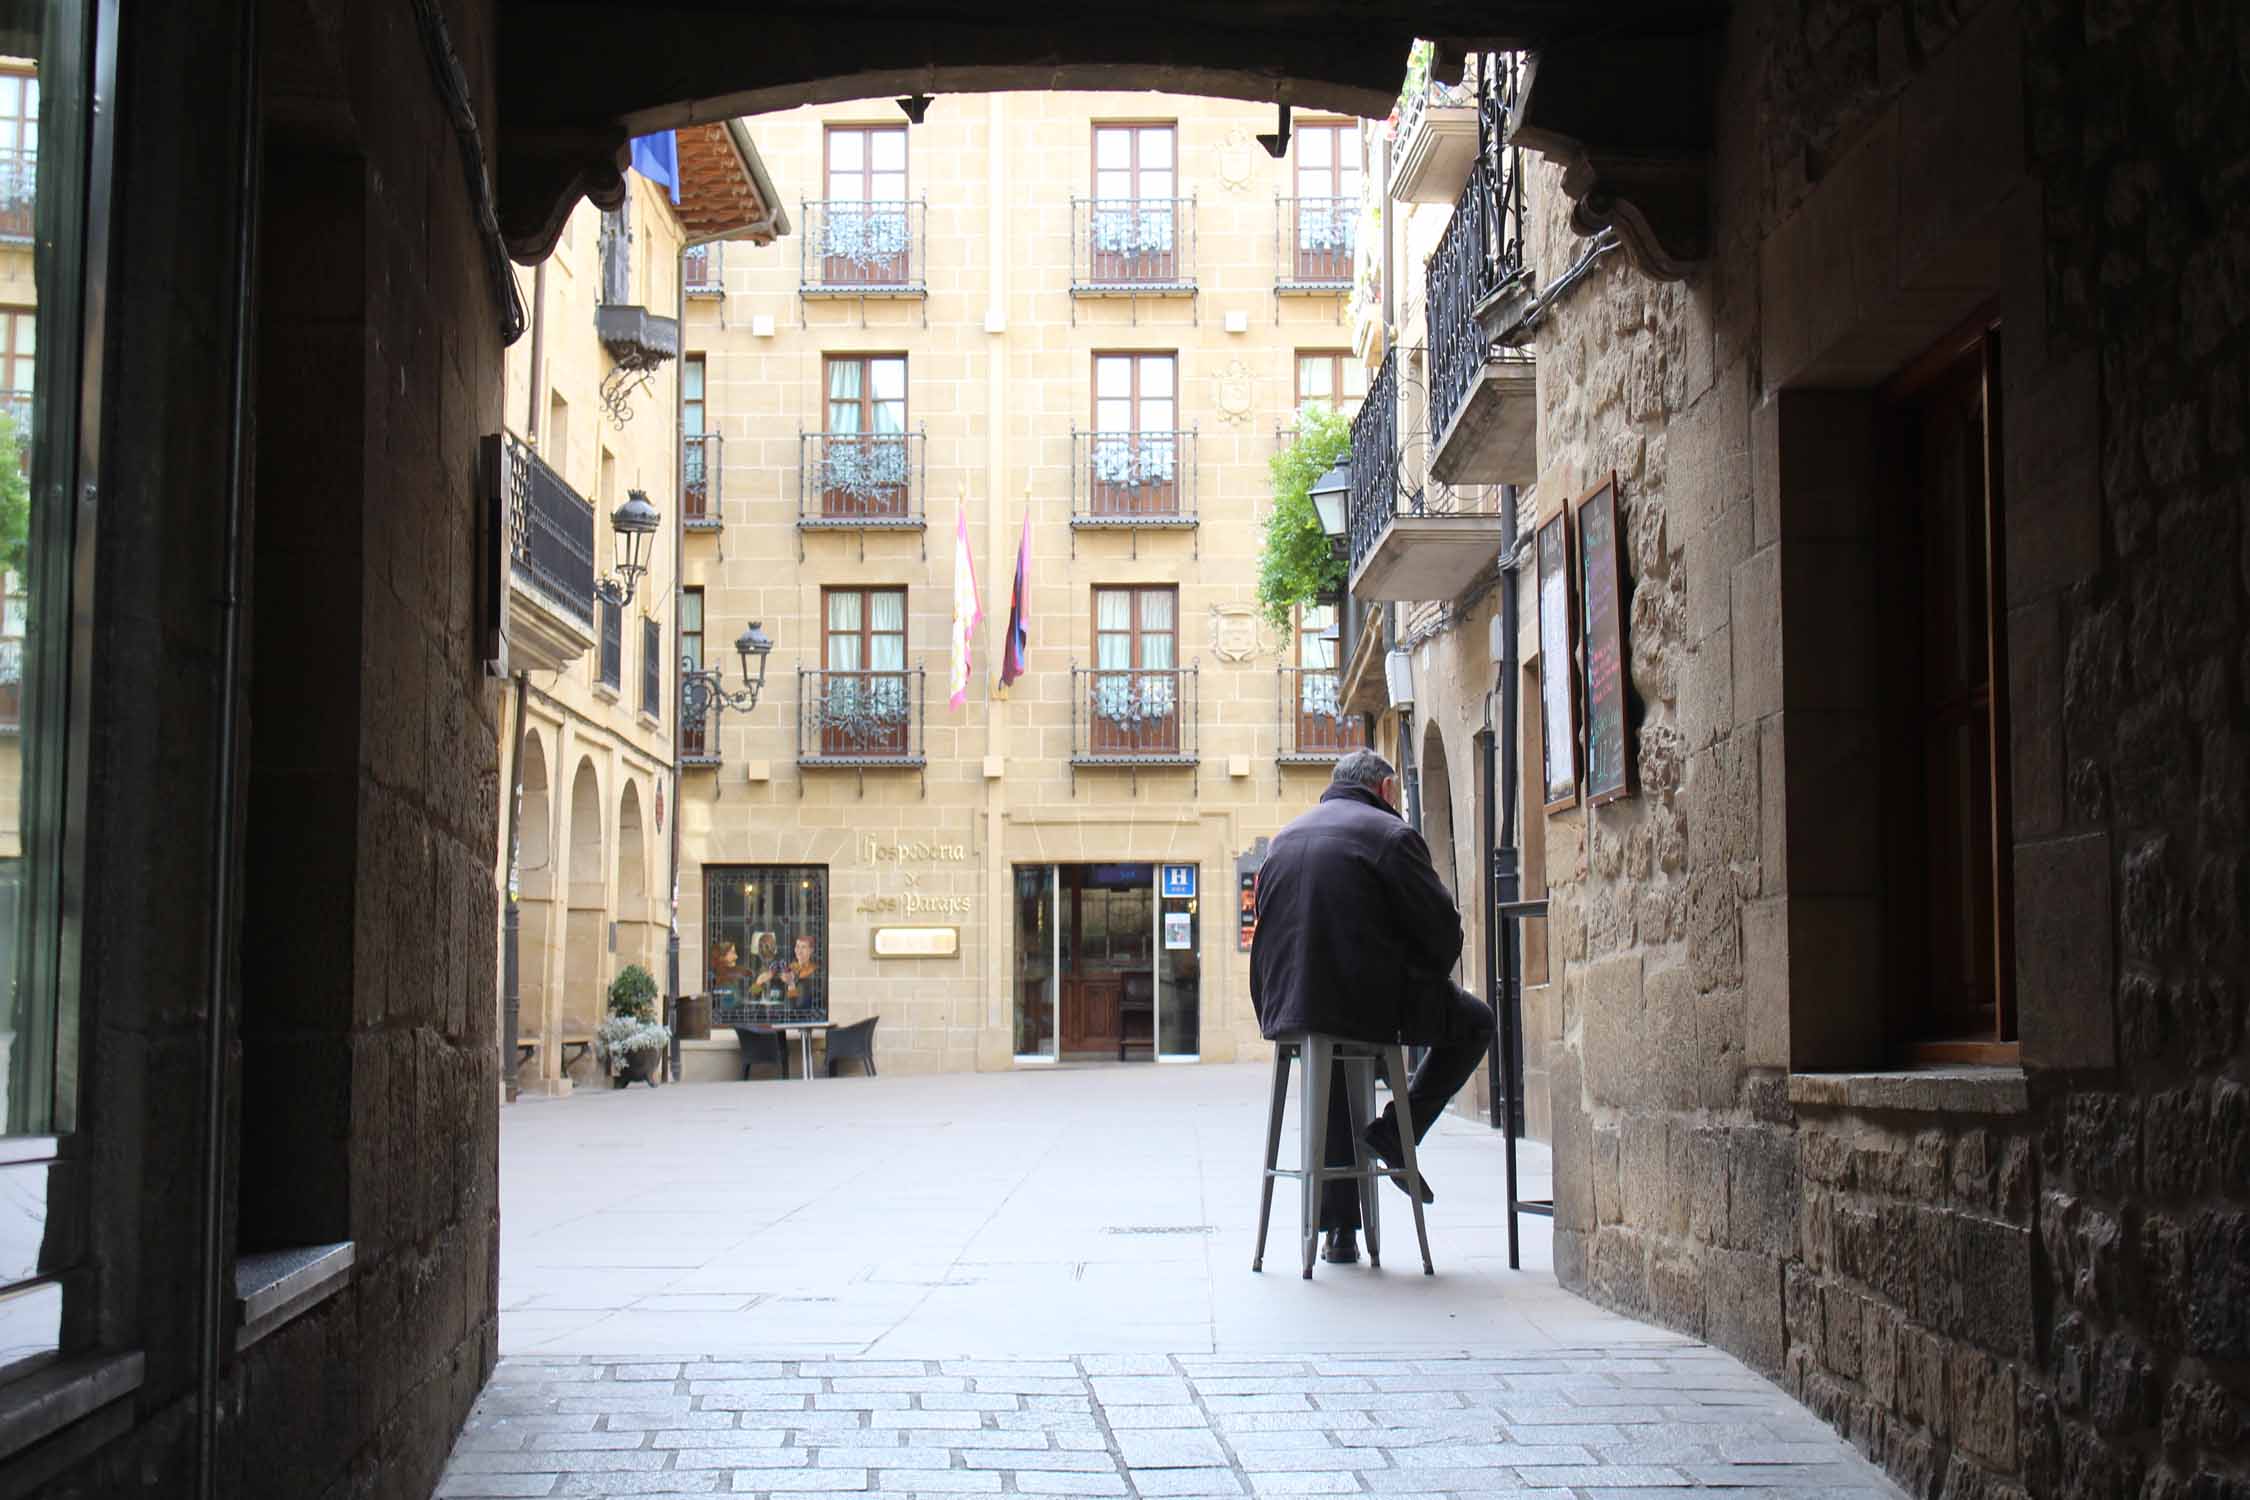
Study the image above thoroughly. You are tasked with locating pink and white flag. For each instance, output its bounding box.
[949,502,982,708]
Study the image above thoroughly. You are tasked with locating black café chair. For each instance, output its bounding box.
[825,1016,880,1077]
[734,1025,789,1081]
[1117,974,1155,1062]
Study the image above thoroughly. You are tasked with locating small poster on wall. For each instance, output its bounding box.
[1574,473,1637,806]
[1535,506,1579,811]
[1163,912,1193,950]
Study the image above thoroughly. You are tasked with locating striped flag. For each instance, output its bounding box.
[949,501,981,709]
[995,512,1031,698]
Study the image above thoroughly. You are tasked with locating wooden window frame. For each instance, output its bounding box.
[1090,120,1177,204]
[679,587,707,758]
[1089,122,1180,285]
[1291,597,1363,757]
[820,123,911,287]
[819,585,910,758]
[1090,584,1181,757]
[1290,121,1359,283]
[682,353,705,436]
[1877,312,2015,1066]
[1088,351,1181,518]
[819,353,911,520]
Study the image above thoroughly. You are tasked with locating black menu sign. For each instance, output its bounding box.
[1574,475,1636,805]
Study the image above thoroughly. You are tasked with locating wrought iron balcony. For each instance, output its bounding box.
[1346,349,1506,603]
[1070,198,1196,295]
[683,241,724,296]
[1070,665,1199,766]
[799,199,926,296]
[0,149,31,242]
[1390,64,1480,204]
[1071,430,1197,528]
[1427,52,1535,486]
[798,666,926,768]
[683,433,721,529]
[799,429,927,529]
[1278,667,1365,762]
[1275,196,1355,293]
[499,431,597,670]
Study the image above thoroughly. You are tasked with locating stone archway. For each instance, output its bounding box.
[517,730,555,1075]
[617,779,651,978]
[564,757,607,1079]
[1421,719,1461,943]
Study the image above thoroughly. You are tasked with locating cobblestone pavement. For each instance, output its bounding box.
[437,1351,1904,1499]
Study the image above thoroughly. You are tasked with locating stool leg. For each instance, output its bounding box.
[1252,1043,1292,1272]
[1343,1053,1380,1269]
[1387,1044,1434,1275]
[1300,1036,1331,1279]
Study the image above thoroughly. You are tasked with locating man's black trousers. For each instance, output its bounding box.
[1319,981,1495,1233]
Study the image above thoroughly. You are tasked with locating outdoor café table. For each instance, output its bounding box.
[741,1020,833,1082]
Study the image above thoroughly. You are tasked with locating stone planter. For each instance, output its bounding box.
[612,1048,662,1088]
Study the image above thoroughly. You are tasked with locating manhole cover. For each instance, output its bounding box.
[1104,1225,1215,1236]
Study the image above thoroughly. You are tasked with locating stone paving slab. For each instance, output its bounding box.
[434,1354,1903,1499]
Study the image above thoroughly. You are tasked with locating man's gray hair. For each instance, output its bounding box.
[1332,748,1396,790]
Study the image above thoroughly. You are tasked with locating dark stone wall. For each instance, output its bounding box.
[28,0,503,1495]
[1535,3,2249,1499]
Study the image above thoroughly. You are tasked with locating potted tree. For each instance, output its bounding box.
[596,964,671,1088]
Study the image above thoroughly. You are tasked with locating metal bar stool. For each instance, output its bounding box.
[1252,1033,1433,1279]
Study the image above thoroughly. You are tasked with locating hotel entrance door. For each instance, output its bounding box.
[1012,862,1200,1063]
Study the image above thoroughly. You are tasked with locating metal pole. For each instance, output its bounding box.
[667,242,687,1084]
[201,0,259,1488]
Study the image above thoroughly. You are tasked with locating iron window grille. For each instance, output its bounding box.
[501,430,596,633]
[1275,196,1356,292]
[1426,52,1529,448]
[1277,666,1365,761]
[799,199,927,295]
[1069,664,1199,765]
[1070,197,1196,292]
[797,664,926,767]
[683,432,721,528]
[598,596,622,690]
[642,618,662,719]
[1071,429,1197,526]
[798,427,926,528]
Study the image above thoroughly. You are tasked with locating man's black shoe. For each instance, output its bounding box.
[1361,1118,1436,1204]
[1321,1229,1359,1263]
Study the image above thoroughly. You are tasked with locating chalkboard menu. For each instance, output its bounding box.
[1535,508,1579,811]
[1574,475,1636,805]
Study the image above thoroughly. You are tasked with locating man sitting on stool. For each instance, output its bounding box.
[1249,748,1496,1264]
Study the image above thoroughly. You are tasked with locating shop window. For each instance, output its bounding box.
[705,866,828,1025]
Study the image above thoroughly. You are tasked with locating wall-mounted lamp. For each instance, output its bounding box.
[598,488,661,607]
[1308,460,1351,545]
[682,620,776,733]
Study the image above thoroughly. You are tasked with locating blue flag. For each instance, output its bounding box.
[629,131,680,205]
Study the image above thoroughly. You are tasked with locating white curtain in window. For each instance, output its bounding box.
[869,592,906,670]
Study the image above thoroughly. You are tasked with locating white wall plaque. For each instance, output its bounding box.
[871,926,960,959]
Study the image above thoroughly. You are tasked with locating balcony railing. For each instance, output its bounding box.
[1347,348,1406,579]
[799,199,927,295]
[1276,196,1356,292]
[1278,667,1366,762]
[683,432,721,528]
[1427,53,1529,449]
[504,431,596,632]
[799,429,927,528]
[1071,665,1198,765]
[1070,198,1196,293]
[683,241,723,296]
[0,149,31,242]
[1071,430,1196,526]
[798,666,926,767]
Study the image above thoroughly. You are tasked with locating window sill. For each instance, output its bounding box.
[591,683,620,704]
[0,1350,144,1465]
[1787,1066,2028,1116]
[234,1241,354,1352]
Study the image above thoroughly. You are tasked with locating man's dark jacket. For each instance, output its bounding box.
[1250,783,1465,1045]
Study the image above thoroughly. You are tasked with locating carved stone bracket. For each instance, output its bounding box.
[1508,31,1723,283]
[499,131,632,264]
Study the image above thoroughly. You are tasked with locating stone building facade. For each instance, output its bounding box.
[1347,5,2250,1499]
[674,92,1377,1078]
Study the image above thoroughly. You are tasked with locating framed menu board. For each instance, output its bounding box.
[1574,474,1637,805]
[1534,507,1579,812]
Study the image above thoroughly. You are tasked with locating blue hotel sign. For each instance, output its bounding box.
[1162,865,1196,899]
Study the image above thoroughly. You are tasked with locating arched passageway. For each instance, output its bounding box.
[563,757,607,1074]
[517,730,555,1073]
[616,779,651,977]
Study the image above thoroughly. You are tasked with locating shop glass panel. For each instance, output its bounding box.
[1013,865,1056,1058]
[705,866,829,1025]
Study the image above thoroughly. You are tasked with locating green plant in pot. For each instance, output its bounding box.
[596,964,671,1088]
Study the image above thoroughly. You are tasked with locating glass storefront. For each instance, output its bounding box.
[1011,862,1199,1062]
[705,865,828,1024]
